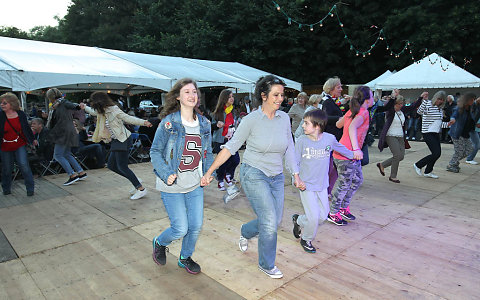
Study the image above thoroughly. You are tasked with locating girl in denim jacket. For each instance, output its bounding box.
[150,78,214,275]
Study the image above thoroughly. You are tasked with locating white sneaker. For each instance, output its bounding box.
[239,229,248,252]
[424,173,439,179]
[258,265,283,279]
[130,188,147,200]
[129,178,143,195]
[413,163,423,176]
[218,181,226,191]
[466,160,478,165]
[223,185,240,204]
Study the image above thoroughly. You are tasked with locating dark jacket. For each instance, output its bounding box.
[48,98,80,147]
[377,97,423,152]
[0,110,34,146]
[322,95,343,141]
[34,128,54,160]
[448,103,480,139]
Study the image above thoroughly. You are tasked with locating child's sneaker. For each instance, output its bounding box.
[446,166,460,173]
[292,214,301,238]
[225,174,234,186]
[178,256,201,274]
[340,206,356,221]
[327,212,347,226]
[300,239,316,253]
[218,181,226,191]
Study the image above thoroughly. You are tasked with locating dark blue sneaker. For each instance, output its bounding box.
[178,256,201,274]
[300,239,316,253]
[292,214,301,238]
[152,238,167,265]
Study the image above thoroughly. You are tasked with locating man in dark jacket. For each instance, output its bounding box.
[31,118,54,161]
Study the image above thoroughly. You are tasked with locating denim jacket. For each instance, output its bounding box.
[449,103,479,139]
[150,111,214,184]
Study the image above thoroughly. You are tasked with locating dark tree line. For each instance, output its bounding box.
[1,0,479,85]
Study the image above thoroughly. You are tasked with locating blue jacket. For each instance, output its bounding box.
[448,103,480,139]
[150,111,214,184]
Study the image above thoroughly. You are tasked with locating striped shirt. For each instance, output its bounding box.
[417,100,448,133]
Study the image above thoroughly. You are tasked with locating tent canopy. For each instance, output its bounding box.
[0,36,302,94]
[376,53,480,90]
[364,70,394,89]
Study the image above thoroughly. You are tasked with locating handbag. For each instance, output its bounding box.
[396,111,411,149]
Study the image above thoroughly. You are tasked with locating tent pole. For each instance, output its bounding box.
[20,92,27,112]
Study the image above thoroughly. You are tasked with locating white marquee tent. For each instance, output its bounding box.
[0,36,302,96]
[365,70,394,89]
[375,53,480,90]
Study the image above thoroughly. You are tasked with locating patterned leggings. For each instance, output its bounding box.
[448,137,473,169]
[330,159,363,214]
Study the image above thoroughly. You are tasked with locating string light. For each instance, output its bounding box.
[271,0,472,68]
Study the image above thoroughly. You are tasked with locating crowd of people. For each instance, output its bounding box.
[1,75,479,280]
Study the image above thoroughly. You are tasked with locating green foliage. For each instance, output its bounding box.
[0,0,479,86]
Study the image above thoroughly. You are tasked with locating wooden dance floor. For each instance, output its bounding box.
[0,141,478,299]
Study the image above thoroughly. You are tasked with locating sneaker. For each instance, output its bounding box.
[340,206,356,221]
[152,238,168,265]
[225,174,234,186]
[466,160,478,165]
[129,178,143,195]
[424,172,439,179]
[3,191,11,195]
[130,188,147,200]
[223,185,240,204]
[413,163,423,176]
[300,239,316,253]
[27,191,34,197]
[258,265,283,279]
[239,227,248,252]
[77,173,87,181]
[292,214,301,238]
[446,166,460,173]
[218,181,226,191]
[63,176,80,186]
[327,212,347,226]
[412,137,416,140]
[178,256,201,274]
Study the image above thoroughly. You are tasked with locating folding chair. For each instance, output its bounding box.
[73,154,89,171]
[39,159,61,176]
[128,133,140,163]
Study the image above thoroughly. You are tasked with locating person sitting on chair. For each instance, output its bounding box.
[72,119,106,169]
[31,118,54,161]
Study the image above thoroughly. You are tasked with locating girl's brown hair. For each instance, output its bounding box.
[89,91,116,114]
[160,78,199,120]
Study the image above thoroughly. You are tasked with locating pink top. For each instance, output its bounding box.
[333,107,369,160]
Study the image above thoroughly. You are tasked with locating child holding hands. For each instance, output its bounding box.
[292,109,355,252]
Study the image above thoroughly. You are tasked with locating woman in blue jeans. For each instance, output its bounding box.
[150,78,213,275]
[0,92,35,196]
[202,75,301,279]
[46,88,87,186]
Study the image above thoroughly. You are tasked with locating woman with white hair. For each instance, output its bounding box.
[294,94,322,140]
[413,91,449,178]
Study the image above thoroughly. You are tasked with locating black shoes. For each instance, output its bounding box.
[63,176,80,186]
[27,191,34,197]
[292,214,301,238]
[178,256,201,274]
[3,191,11,195]
[300,239,316,253]
[152,238,168,266]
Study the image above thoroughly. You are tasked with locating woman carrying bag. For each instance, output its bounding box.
[376,90,424,183]
[80,92,152,200]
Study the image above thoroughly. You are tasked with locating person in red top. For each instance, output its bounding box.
[0,92,36,196]
[328,86,373,226]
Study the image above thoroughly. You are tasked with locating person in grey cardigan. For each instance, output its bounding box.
[46,88,87,186]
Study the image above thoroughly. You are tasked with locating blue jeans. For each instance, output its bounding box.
[156,187,204,258]
[240,163,285,270]
[53,144,83,176]
[1,146,34,193]
[467,131,480,161]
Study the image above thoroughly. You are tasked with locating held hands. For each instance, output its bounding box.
[217,121,224,128]
[353,149,363,160]
[32,140,38,147]
[79,103,86,110]
[391,89,400,98]
[200,174,214,186]
[167,174,177,185]
[421,91,429,100]
[293,174,306,191]
[448,119,456,127]
[144,120,153,127]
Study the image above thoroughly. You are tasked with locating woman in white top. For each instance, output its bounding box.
[288,92,307,133]
[376,92,423,183]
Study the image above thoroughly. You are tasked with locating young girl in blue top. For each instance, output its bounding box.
[292,109,354,253]
[150,78,214,275]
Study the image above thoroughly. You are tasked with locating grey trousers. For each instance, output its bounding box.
[381,136,405,178]
[297,189,329,242]
[448,136,473,169]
